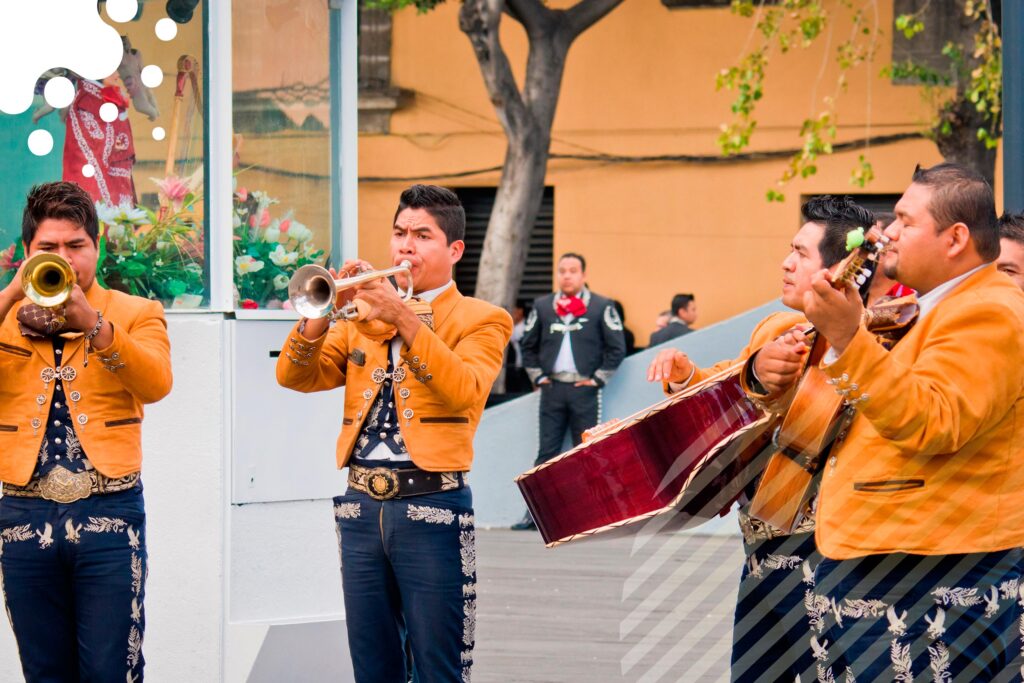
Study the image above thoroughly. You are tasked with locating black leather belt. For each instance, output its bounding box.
[348,463,466,501]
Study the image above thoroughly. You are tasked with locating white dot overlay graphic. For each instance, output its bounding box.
[82,164,96,178]
[152,126,166,141]
[141,65,163,88]
[155,18,178,41]
[43,76,75,109]
[105,0,139,23]
[99,101,119,122]
[0,4,122,115]
[27,130,53,156]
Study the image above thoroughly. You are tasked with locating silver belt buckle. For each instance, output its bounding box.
[38,467,93,504]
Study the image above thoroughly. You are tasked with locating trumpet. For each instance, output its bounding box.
[288,260,414,320]
[22,253,76,308]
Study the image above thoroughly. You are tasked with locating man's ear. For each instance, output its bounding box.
[946,222,971,258]
[449,239,465,264]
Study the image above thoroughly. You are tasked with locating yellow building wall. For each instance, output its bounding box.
[358,0,993,342]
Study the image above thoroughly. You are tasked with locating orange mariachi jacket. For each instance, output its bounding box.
[0,285,173,485]
[276,286,513,472]
[815,264,1024,560]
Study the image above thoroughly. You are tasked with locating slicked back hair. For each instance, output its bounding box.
[999,212,1024,246]
[801,195,875,268]
[393,184,465,245]
[22,181,99,246]
[911,162,999,261]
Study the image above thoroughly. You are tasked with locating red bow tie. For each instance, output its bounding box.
[555,295,586,318]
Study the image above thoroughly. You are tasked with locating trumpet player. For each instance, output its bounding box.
[0,182,172,682]
[277,184,511,683]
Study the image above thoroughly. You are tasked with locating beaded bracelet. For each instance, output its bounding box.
[83,310,104,367]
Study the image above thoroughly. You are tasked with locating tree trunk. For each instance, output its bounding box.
[932,0,999,186]
[934,99,998,187]
[475,134,550,311]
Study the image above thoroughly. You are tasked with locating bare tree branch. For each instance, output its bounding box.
[505,0,552,35]
[565,0,625,39]
[459,0,530,139]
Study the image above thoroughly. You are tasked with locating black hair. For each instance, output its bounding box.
[998,212,1024,246]
[558,252,586,272]
[393,184,465,244]
[911,162,999,261]
[801,195,875,268]
[23,181,99,247]
[670,293,695,316]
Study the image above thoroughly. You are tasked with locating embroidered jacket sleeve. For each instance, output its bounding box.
[92,298,172,404]
[664,312,805,397]
[400,306,512,412]
[275,320,350,393]
[593,301,626,387]
[823,298,1024,455]
[520,305,545,385]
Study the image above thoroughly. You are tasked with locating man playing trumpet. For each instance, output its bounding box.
[277,184,512,683]
[0,182,172,682]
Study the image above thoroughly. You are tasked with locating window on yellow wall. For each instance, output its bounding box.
[231,0,333,310]
[0,1,208,308]
[453,187,555,303]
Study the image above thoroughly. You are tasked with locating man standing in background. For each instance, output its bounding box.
[514,253,625,530]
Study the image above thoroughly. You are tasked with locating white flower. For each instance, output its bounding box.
[287,221,313,243]
[272,274,289,290]
[268,244,298,267]
[96,200,147,226]
[235,255,265,274]
[232,213,242,229]
[106,224,126,241]
[262,226,281,243]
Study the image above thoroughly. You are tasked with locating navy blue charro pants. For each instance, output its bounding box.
[0,487,147,683]
[333,486,476,683]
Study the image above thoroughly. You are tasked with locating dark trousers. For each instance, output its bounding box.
[333,486,476,683]
[731,531,821,682]
[0,487,147,683]
[812,547,1023,682]
[536,380,599,464]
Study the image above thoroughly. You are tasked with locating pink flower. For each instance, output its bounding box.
[241,299,259,310]
[0,244,21,271]
[237,187,248,201]
[153,176,189,204]
[259,209,271,228]
[279,218,291,232]
[248,215,257,228]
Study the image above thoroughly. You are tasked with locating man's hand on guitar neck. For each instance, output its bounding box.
[752,328,809,396]
[647,349,695,385]
[803,268,864,356]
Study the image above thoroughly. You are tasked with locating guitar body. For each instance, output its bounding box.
[516,368,775,547]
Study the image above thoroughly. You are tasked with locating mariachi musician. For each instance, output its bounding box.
[276,184,511,683]
[648,195,876,683]
[0,182,172,682]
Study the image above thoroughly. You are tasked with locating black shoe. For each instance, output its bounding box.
[511,512,537,531]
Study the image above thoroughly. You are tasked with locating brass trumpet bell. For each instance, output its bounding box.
[288,260,413,320]
[22,253,76,308]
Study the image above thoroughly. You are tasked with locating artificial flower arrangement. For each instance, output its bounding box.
[96,170,206,307]
[0,172,325,311]
[232,181,324,309]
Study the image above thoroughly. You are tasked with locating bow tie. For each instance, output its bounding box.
[555,295,586,319]
[17,303,68,338]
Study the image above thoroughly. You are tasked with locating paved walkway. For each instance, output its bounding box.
[474,529,745,683]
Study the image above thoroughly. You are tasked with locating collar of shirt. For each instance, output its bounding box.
[916,263,987,321]
[414,280,454,303]
[389,280,453,361]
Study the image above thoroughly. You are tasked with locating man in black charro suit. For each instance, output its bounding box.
[514,253,625,530]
